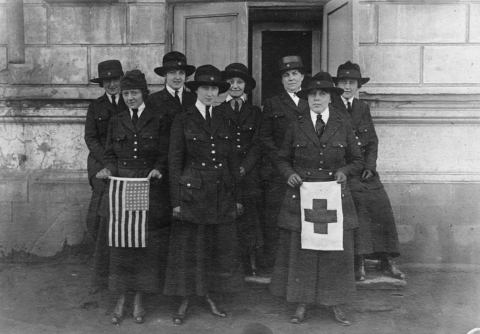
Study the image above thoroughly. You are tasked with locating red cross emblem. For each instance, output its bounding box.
[304,199,337,234]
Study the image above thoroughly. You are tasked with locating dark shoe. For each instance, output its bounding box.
[330,305,350,326]
[133,292,146,324]
[379,256,405,279]
[355,255,366,281]
[110,294,126,325]
[290,303,306,324]
[206,295,226,317]
[173,298,189,326]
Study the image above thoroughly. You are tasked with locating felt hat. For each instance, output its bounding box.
[154,51,196,77]
[90,60,124,86]
[241,323,274,334]
[296,71,344,99]
[221,63,256,90]
[278,55,305,74]
[120,69,148,92]
[332,61,370,85]
[184,64,231,94]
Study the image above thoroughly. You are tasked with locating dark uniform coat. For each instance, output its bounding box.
[84,93,127,289]
[332,96,400,257]
[101,104,171,293]
[146,87,196,130]
[164,105,244,297]
[257,90,309,267]
[270,106,363,305]
[219,99,263,263]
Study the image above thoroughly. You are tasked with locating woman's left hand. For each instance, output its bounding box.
[334,171,347,184]
[147,169,162,180]
[237,203,244,216]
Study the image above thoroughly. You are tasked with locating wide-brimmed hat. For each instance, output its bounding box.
[278,55,305,74]
[120,69,148,92]
[90,60,124,86]
[297,71,344,99]
[221,63,256,90]
[184,64,231,94]
[332,61,370,85]
[154,51,196,77]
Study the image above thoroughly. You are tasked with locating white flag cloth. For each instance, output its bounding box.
[300,181,344,251]
[108,176,150,248]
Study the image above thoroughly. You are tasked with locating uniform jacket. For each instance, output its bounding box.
[275,106,364,232]
[332,96,383,190]
[84,93,127,182]
[103,104,171,224]
[169,105,241,225]
[147,87,196,130]
[258,90,309,182]
[219,100,262,176]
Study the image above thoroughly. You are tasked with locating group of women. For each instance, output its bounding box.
[84,52,403,327]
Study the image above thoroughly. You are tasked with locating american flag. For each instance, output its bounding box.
[108,176,150,248]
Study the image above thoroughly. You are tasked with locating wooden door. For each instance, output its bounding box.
[173,2,248,74]
[321,0,358,74]
[252,22,321,107]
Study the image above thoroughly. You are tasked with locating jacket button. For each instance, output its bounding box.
[237,132,241,135]
[134,141,137,145]
[202,163,206,166]
[329,172,333,176]
[134,148,137,151]
[365,129,368,132]
[212,158,216,161]
[249,127,252,130]
[134,156,137,159]
[320,161,323,164]
[187,183,191,187]
[123,162,127,165]
[193,138,196,141]
[237,139,241,142]
[322,144,326,148]
[212,150,216,154]
[99,117,102,120]
[143,162,146,165]
[215,166,218,169]
[237,145,241,148]
[212,144,215,147]
[292,195,296,198]
[225,136,229,139]
[134,134,137,137]
[219,163,223,167]
[342,194,345,197]
[318,168,322,170]
[356,137,359,139]
[319,152,323,156]
[307,172,311,175]
[211,136,214,139]
[358,142,361,145]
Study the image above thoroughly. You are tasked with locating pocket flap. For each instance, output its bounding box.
[115,134,126,141]
[218,133,231,140]
[292,141,307,148]
[93,110,110,121]
[271,112,285,119]
[141,133,159,139]
[241,124,255,131]
[179,175,202,189]
[186,133,206,141]
[332,140,347,148]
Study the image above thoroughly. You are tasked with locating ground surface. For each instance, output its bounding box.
[0,261,479,334]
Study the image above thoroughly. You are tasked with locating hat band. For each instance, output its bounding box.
[306,81,336,90]
[280,62,303,71]
[98,70,123,78]
[337,69,362,78]
[163,60,187,68]
[195,74,221,82]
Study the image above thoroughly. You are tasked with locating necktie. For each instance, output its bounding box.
[315,114,325,138]
[234,100,240,113]
[174,90,181,106]
[205,106,211,126]
[347,101,353,114]
[132,108,139,127]
[111,94,117,108]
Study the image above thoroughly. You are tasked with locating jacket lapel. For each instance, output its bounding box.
[161,89,183,112]
[222,101,239,127]
[100,94,116,114]
[135,106,154,132]
[351,98,364,128]
[237,102,253,126]
[280,90,303,115]
[119,109,136,134]
[320,108,343,143]
[188,106,212,135]
[210,106,222,134]
[298,111,321,148]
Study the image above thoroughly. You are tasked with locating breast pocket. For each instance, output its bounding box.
[179,175,202,203]
[292,141,308,159]
[332,140,347,161]
[186,132,206,144]
[141,133,159,150]
[94,111,110,134]
[113,134,126,152]
[283,186,300,215]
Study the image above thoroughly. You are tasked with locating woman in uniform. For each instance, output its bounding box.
[84,60,127,293]
[271,72,363,326]
[96,69,171,325]
[219,63,263,277]
[164,64,244,325]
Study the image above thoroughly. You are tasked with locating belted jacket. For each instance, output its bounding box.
[258,90,309,182]
[332,96,383,190]
[275,106,364,232]
[84,93,127,181]
[169,105,241,225]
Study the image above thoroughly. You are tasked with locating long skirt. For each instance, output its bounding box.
[351,186,401,258]
[108,226,170,293]
[164,220,245,297]
[88,177,110,289]
[270,229,355,306]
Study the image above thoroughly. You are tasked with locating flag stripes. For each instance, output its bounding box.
[108,177,149,248]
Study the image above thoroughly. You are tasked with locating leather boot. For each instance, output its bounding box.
[110,293,126,325]
[330,305,351,326]
[133,291,146,324]
[354,255,365,281]
[173,297,189,325]
[290,303,306,324]
[206,295,226,317]
[378,256,405,279]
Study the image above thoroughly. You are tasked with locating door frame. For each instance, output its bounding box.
[251,22,322,107]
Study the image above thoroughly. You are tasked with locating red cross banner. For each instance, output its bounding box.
[108,176,150,248]
[300,181,344,251]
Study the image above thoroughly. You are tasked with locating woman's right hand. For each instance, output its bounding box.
[96,168,111,179]
[172,206,181,220]
[287,173,303,188]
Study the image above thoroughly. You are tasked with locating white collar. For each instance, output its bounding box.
[226,94,246,102]
[341,96,354,106]
[129,102,146,118]
[195,100,212,119]
[311,107,330,127]
[166,85,184,97]
[106,92,118,103]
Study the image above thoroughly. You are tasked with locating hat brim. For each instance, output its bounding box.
[90,76,122,84]
[185,81,231,94]
[278,66,306,75]
[297,86,344,100]
[332,76,370,85]
[221,70,256,90]
[154,65,196,77]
